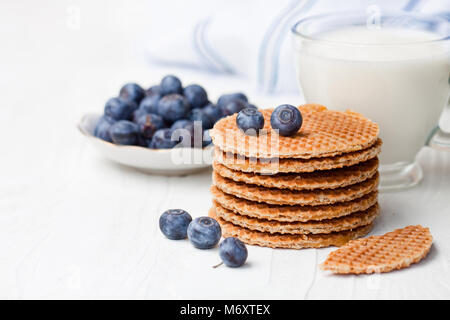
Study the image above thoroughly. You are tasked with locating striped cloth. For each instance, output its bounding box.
[144,0,449,95]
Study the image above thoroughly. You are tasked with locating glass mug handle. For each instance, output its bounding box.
[426,101,450,151]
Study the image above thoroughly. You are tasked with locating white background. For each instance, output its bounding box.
[0,0,449,299]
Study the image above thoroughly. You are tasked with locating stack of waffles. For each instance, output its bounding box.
[209,104,382,249]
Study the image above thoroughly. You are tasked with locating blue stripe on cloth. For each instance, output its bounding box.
[267,0,316,93]
[403,0,423,11]
[192,20,223,74]
[199,19,235,74]
[257,0,301,90]
[438,12,450,22]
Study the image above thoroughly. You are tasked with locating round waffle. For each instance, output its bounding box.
[213,201,379,235]
[210,104,379,159]
[321,225,433,274]
[213,171,379,206]
[209,208,374,249]
[212,158,378,190]
[211,186,378,222]
[214,139,382,174]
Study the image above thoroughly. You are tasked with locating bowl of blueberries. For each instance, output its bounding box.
[78,75,258,175]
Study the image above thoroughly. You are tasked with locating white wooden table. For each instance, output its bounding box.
[1,0,449,300]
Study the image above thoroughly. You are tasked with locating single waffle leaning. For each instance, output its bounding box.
[320,225,433,274]
[210,104,379,159]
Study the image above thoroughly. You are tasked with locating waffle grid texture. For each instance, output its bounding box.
[211,186,378,222]
[320,225,432,274]
[210,104,379,159]
[213,201,379,235]
[212,157,379,190]
[209,104,381,249]
[209,208,373,249]
[214,138,382,174]
[213,171,379,206]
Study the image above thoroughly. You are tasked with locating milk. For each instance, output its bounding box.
[296,26,450,165]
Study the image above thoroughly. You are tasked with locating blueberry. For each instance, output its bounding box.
[157,94,190,123]
[119,83,145,105]
[172,121,203,148]
[203,129,212,147]
[136,113,165,139]
[217,93,248,109]
[187,217,222,249]
[183,84,208,109]
[146,85,161,96]
[189,108,213,130]
[137,136,152,148]
[236,108,264,134]
[160,75,182,95]
[270,104,303,136]
[131,108,147,122]
[202,103,223,124]
[139,93,162,115]
[149,128,177,149]
[246,103,258,109]
[159,209,192,240]
[94,116,115,142]
[171,119,193,131]
[221,100,247,117]
[104,97,137,121]
[219,237,248,267]
[109,120,139,145]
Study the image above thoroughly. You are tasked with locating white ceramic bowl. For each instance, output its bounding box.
[78,114,214,175]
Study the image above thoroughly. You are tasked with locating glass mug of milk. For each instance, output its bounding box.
[292,12,450,190]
